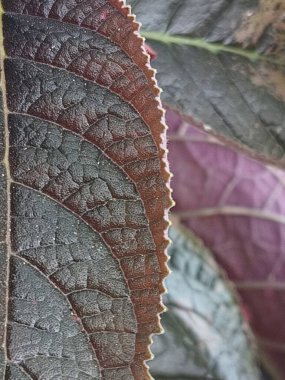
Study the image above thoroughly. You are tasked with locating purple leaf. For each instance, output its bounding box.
[168,108,285,379]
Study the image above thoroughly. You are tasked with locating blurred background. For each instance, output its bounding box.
[127,1,285,379]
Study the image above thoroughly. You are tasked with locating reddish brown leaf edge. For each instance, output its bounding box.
[0,1,173,379]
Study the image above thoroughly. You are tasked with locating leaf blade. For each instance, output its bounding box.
[127,0,285,161]
[0,1,171,378]
[150,226,262,380]
[167,107,285,379]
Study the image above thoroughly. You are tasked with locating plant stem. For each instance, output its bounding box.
[142,31,285,66]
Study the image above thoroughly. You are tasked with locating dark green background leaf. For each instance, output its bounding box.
[127,0,285,161]
[150,226,262,380]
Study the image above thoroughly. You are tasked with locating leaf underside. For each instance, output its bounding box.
[167,108,285,379]
[0,1,171,379]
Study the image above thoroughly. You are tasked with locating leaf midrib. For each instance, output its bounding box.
[0,3,11,366]
[142,31,285,67]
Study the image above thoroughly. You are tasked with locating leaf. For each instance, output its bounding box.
[127,0,285,162]
[167,108,285,379]
[0,1,171,379]
[149,226,262,380]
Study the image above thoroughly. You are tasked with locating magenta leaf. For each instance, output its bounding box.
[168,108,285,379]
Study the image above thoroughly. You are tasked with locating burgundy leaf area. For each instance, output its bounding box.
[168,108,285,377]
[144,44,157,61]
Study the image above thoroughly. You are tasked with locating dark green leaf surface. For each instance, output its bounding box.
[127,0,285,161]
[0,1,171,379]
[150,226,262,380]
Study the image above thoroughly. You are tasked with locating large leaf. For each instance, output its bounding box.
[0,1,171,379]
[150,226,262,380]
[167,108,285,379]
[127,0,285,161]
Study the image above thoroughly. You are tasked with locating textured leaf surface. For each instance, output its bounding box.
[149,226,262,380]
[127,0,285,161]
[0,1,171,379]
[167,108,285,379]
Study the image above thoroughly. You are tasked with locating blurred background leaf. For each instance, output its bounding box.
[150,225,264,380]
[166,108,285,379]
[128,0,285,162]
[126,1,285,378]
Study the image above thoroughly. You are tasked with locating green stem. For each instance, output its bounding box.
[142,31,285,66]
